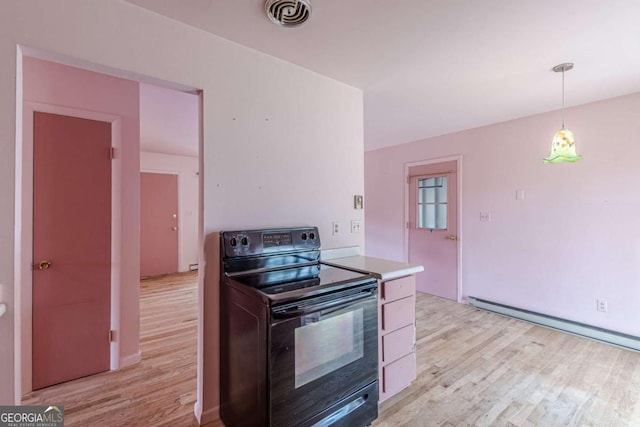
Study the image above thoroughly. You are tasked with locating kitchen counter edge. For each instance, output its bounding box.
[322,255,424,282]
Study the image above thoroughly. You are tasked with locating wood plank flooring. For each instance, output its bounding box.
[374,293,640,427]
[22,275,640,426]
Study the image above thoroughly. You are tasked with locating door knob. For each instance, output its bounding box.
[447,235,457,241]
[38,260,52,270]
[172,227,178,231]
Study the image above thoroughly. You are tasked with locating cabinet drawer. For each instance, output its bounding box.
[382,352,417,396]
[381,296,415,333]
[381,275,415,303]
[382,324,414,364]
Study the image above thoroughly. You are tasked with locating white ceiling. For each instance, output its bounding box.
[127,0,640,151]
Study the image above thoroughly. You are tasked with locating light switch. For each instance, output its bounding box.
[354,195,364,210]
[516,189,525,201]
[480,211,491,222]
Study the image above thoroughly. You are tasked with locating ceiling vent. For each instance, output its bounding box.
[265,0,311,28]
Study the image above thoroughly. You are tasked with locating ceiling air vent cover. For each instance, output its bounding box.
[265,0,311,28]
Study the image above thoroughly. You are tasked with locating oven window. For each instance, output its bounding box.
[294,308,364,388]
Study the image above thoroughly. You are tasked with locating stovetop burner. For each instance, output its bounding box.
[229,263,371,295]
[221,227,376,304]
[226,263,375,304]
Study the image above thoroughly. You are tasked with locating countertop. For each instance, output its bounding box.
[322,255,423,281]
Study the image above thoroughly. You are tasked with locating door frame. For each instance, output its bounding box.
[404,155,463,303]
[17,101,122,394]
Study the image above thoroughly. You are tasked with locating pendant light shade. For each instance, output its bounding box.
[544,63,582,164]
[545,128,582,163]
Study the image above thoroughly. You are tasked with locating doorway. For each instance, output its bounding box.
[138,82,200,279]
[17,53,203,407]
[406,158,461,301]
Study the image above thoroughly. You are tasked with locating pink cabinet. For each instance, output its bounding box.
[382,324,414,364]
[382,352,417,398]
[378,275,417,402]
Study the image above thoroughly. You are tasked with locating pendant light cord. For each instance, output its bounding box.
[561,68,565,129]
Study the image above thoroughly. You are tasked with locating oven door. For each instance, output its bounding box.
[269,282,378,427]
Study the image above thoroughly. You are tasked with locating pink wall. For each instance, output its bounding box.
[22,58,141,372]
[365,92,640,337]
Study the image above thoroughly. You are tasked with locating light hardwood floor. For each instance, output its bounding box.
[375,294,640,427]
[22,273,640,426]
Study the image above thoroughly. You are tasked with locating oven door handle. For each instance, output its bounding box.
[272,288,377,320]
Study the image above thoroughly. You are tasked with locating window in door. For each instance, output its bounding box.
[417,176,448,230]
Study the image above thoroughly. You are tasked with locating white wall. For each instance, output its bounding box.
[0,0,364,419]
[140,152,199,273]
[365,93,640,338]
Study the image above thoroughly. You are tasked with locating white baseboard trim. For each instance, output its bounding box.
[193,401,202,424]
[468,297,640,352]
[200,405,220,425]
[119,351,141,368]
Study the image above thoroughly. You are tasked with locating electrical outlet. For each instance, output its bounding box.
[332,221,340,235]
[480,211,491,222]
[597,299,608,313]
[351,220,361,233]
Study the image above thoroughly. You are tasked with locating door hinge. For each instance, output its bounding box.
[110,147,116,160]
[109,330,116,342]
[406,221,410,229]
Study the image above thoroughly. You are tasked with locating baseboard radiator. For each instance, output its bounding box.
[468,297,640,352]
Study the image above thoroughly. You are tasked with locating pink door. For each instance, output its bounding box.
[408,160,458,300]
[33,112,111,389]
[140,172,178,277]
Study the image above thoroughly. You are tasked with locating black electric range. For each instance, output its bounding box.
[220,226,379,427]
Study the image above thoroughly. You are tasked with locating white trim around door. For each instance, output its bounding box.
[403,155,463,303]
[17,101,122,395]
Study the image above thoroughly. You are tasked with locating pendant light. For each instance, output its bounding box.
[544,63,582,164]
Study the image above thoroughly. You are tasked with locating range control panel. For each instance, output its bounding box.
[222,226,320,258]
